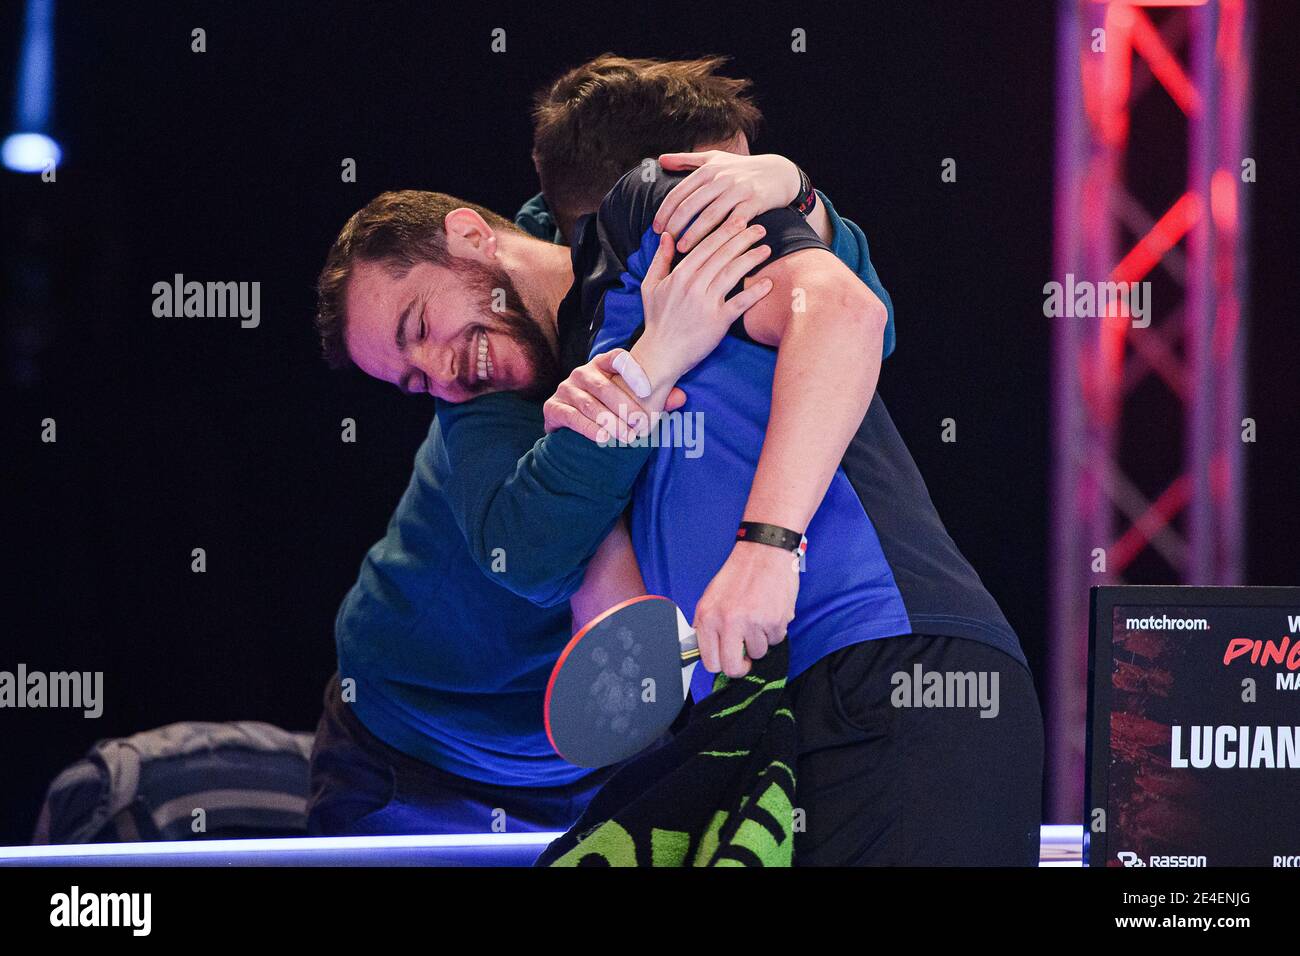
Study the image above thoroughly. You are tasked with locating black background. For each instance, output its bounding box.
[2,1,1296,843]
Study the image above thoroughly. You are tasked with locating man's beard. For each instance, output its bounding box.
[459,261,562,402]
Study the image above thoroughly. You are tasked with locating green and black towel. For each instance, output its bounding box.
[537,642,796,867]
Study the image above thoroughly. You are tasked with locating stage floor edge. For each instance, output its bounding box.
[0,826,1083,867]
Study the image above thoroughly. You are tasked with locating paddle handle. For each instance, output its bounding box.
[679,628,699,664]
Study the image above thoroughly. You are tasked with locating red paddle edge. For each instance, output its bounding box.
[543,594,672,761]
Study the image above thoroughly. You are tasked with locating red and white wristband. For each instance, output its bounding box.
[737,521,808,557]
[789,166,817,218]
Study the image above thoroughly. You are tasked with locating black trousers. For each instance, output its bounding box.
[308,634,1044,865]
[306,673,617,836]
[789,634,1044,866]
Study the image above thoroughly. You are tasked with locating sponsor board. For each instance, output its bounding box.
[1086,586,1300,867]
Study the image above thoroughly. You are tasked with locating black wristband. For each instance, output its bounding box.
[789,166,816,218]
[737,521,807,555]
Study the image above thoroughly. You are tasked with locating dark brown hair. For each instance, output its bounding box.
[531,54,763,240]
[315,190,517,369]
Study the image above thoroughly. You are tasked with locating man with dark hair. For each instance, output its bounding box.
[314,62,1044,861]
[315,192,562,401]
[528,54,762,242]
[321,146,1043,862]
[305,55,900,843]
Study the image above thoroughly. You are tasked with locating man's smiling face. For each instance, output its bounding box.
[343,257,560,403]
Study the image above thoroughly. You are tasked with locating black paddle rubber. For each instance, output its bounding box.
[544,595,688,768]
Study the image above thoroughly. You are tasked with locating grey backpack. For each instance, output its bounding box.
[32,721,315,844]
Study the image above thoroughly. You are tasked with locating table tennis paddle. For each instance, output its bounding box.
[544,595,699,768]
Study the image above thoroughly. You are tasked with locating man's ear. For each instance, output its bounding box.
[443,207,499,263]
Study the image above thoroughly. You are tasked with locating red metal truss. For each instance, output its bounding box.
[1048,0,1252,823]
